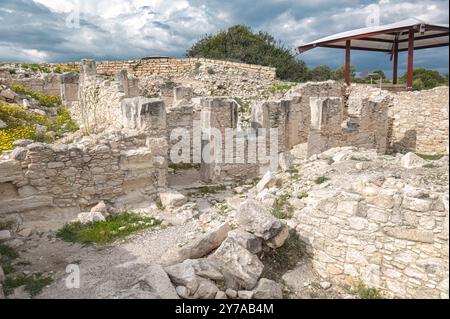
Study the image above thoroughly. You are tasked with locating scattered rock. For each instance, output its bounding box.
[256,171,277,192]
[0,265,5,282]
[132,264,179,299]
[160,190,187,208]
[18,228,33,238]
[237,199,283,240]
[256,189,277,208]
[90,201,108,216]
[215,291,228,299]
[77,212,106,224]
[0,230,11,241]
[12,139,34,147]
[401,152,428,169]
[320,281,332,290]
[0,283,4,299]
[0,119,6,129]
[160,223,231,266]
[227,229,263,254]
[225,288,238,299]
[193,278,219,299]
[176,286,190,299]
[208,237,264,290]
[279,152,293,172]
[11,286,31,299]
[253,279,283,299]
[266,224,290,249]
[237,290,254,299]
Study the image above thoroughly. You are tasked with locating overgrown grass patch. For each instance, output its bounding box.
[350,281,384,299]
[314,176,331,185]
[56,212,162,244]
[11,84,61,107]
[3,273,53,297]
[416,153,445,161]
[0,103,78,152]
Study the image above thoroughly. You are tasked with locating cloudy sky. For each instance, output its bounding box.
[0,0,448,77]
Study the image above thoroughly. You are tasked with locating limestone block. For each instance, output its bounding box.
[383,226,434,243]
[401,152,428,169]
[0,196,54,214]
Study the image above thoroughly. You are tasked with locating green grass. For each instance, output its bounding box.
[272,194,295,219]
[11,84,61,107]
[0,243,19,275]
[3,273,53,297]
[269,82,297,94]
[416,153,445,161]
[56,212,162,244]
[351,282,384,299]
[314,176,330,184]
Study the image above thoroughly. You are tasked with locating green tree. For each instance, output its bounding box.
[308,65,333,81]
[371,70,387,79]
[400,68,448,90]
[186,25,309,82]
[332,66,356,81]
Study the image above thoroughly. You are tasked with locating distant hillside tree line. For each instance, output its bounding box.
[187,25,448,90]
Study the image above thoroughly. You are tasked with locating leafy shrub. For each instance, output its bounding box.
[54,65,80,73]
[314,176,331,184]
[3,273,53,297]
[351,281,383,299]
[186,25,309,82]
[400,68,448,90]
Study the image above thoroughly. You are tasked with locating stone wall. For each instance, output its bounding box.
[1,75,62,97]
[389,87,449,154]
[294,165,449,299]
[0,96,168,228]
[93,58,276,80]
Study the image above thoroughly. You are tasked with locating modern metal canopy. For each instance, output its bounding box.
[297,18,449,89]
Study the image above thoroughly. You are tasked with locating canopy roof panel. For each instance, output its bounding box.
[297,18,449,53]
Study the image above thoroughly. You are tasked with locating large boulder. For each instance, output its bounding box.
[237,200,283,240]
[266,224,290,249]
[208,238,264,290]
[160,223,231,266]
[401,152,428,169]
[132,264,179,299]
[159,190,187,208]
[253,279,283,299]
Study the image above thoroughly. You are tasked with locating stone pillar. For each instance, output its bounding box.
[199,97,238,183]
[307,97,343,157]
[121,97,166,134]
[174,86,193,106]
[116,69,130,97]
[60,72,79,105]
[80,59,97,78]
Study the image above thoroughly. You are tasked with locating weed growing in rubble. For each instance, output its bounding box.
[56,212,162,244]
[11,84,61,107]
[3,273,53,297]
[272,194,294,219]
[0,243,19,275]
[350,281,384,299]
[314,176,330,185]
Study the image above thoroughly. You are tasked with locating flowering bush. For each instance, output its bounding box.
[11,84,61,107]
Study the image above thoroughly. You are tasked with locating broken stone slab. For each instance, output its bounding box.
[17,228,33,238]
[165,262,199,295]
[176,286,190,299]
[237,199,283,240]
[266,224,290,249]
[383,226,434,243]
[77,212,106,224]
[132,264,179,299]
[227,229,263,254]
[256,189,277,208]
[256,171,277,193]
[159,190,187,208]
[0,159,23,183]
[253,279,283,299]
[160,223,231,266]
[0,230,11,241]
[279,152,293,172]
[401,152,428,169]
[208,237,264,290]
[114,289,160,299]
[13,139,34,148]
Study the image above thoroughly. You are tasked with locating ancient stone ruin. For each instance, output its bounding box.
[0,57,448,299]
